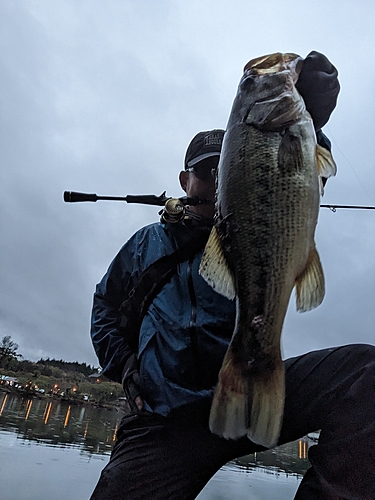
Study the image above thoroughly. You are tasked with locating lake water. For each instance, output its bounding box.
[0,391,312,499]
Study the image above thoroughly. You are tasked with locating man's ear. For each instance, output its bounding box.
[179,170,188,193]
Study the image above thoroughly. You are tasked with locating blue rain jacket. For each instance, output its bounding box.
[91,221,236,416]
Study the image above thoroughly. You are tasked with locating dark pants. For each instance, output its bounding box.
[90,344,375,499]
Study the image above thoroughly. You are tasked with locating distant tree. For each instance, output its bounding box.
[16,359,37,373]
[0,335,21,369]
[78,381,123,404]
[37,357,97,376]
[39,365,53,377]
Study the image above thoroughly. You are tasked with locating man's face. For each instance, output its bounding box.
[179,156,219,220]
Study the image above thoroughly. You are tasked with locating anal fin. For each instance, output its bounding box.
[295,245,325,312]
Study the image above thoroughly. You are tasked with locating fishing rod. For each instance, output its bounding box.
[320,204,375,212]
[63,190,210,206]
[63,191,212,223]
[63,191,375,214]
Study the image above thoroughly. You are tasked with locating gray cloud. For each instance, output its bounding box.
[1,0,374,366]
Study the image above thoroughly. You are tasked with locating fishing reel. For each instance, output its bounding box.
[159,198,203,224]
[159,198,186,224]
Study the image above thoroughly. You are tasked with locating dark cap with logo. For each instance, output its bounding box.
[184,129,225,169]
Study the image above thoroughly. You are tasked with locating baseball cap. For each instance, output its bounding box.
[184,129,225,169]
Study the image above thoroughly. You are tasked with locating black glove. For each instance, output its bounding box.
[296,51,340,131]
[121,353,141,412]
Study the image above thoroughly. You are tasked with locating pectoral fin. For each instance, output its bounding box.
[199,226,236,300]
[316,144,337,195]
[295,246,325,312]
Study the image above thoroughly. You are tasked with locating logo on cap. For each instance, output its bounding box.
[204,133,222,147]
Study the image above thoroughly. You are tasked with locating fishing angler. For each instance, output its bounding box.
[67,51,375,499]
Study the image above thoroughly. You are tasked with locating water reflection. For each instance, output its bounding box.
[235,439,310,478]
[0,392,8,415]
[0,391,124,456]
[0,392,319,499]
[0,391,314,478]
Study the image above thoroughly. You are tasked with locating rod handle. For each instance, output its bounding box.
[63,191,98,203]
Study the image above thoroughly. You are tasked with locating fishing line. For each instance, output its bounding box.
[325,124,375,205]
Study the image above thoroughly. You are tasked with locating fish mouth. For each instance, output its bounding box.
[239,57,305,130]
[243,52,302,74]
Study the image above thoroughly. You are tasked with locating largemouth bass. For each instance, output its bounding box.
[200,52,337,448]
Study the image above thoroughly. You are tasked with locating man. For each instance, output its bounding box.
[90,52,375,499]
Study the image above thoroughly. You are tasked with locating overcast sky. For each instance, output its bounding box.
[1,0,374,368]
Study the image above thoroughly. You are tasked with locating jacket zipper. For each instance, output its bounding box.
[186,256,201,388]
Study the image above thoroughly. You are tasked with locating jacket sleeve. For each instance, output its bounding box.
[90,239,138,383]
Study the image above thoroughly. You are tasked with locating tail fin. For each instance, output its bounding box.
[247,363,285,447]
[209,348,284,448]
[209,349,249,440]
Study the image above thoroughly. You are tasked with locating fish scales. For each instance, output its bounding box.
[200,52,337,447]
[219,126,317,368]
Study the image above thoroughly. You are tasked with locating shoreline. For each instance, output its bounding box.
[0,385,128,412]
